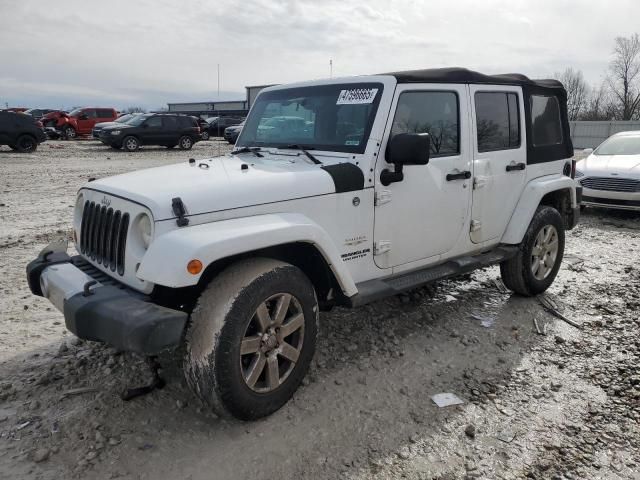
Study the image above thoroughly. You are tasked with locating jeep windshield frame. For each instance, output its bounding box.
[236,82,384,154]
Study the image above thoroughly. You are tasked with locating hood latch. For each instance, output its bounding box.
[172,197,189,227]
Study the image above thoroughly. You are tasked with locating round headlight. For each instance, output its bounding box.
[139,214,152,249]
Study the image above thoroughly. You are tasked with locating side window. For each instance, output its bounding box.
[83,109,97,119]
[145,116,162,128]
[98,109,113,118]
[390,91,459,157]
[530,95,562,146]
[474,92,520,152]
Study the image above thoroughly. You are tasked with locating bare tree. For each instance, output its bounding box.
[123,106,146,114]
[579,83,615,120]
[556,68,589,120]
[608,33,640,120]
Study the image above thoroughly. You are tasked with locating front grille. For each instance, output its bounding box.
[580,176,640,192]
[80,201,129,275]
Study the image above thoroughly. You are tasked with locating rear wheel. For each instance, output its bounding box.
[500,206,565,296]
[178,135,193,150]
[201,131,210,141]
[184,258,318,420]
[122,136,139,152]
[62,126,76,140]
[15,135,38,153]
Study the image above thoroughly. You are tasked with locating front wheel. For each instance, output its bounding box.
[500,205,565,296]
[62,126,76,140]
[178,135,193,150]
[122,136,139,152]
[201,131,210,141]
[184,258,318,420]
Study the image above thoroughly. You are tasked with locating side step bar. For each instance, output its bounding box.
[347,245,519,307]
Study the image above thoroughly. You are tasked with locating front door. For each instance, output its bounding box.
[374,85,472,269]
[468,86,527,243]
[76,109,97,134]
[141,115,164,145]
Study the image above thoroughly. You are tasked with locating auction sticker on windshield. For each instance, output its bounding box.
[336,88,378,105]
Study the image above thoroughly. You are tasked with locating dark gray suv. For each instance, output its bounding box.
[0,111,47,152]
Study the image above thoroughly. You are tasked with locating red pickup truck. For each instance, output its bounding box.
[54,107,118,139]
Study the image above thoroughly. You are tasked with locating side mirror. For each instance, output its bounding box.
[583,148,593,155]
[381,133,430,186]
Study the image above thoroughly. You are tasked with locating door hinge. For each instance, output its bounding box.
[374,240,391,255]
[375,190,392,206]
[473,176,488,190]
[470,220,482,232]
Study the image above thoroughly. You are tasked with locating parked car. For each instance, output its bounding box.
[99,113,201,151]
[223,121,244,144]
[4,107,28,113]
[576,131,640,211]
[26,67,579,420]
[0,111,47,152]
[92,113,144,139]
[23,109,55,120]
[54,107,118,139]
[202,116,244,139]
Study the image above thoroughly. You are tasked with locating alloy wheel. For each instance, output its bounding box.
[240,293,305,393]
[531,225,559,280]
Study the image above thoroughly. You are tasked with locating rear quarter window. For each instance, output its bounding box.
[530,95,563,147]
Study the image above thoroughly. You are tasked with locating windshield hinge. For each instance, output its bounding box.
[172,197,189,227]
[374,190,392,206]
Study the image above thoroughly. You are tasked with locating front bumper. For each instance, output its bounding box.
[580,185,640,211]
[26,243,188,355]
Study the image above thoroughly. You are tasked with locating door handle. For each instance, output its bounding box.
[506,162,526,172]
[446,171,471,181]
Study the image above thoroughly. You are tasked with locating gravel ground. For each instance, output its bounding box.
[1,141,639,480]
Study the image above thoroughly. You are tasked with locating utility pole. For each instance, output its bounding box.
[329,59,333,79]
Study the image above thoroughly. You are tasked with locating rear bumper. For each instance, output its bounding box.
[26,243,188,355]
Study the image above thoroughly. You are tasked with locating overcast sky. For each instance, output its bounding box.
[1,0,638,110]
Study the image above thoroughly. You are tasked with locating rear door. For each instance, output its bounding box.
[469,86,527,243]
[161,116,181,145]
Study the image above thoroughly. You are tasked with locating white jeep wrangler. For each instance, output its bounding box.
[27,68,581,420]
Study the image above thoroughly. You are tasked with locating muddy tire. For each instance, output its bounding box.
[500,206,565,296]
[184,258,318,420]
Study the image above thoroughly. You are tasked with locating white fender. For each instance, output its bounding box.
[501,175,577,244]
[137,213,358,296]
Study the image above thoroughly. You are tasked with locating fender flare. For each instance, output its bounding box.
[501,175,577,244]
[136,213,358,297]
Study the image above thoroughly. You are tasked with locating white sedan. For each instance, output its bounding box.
[576,131,640,211]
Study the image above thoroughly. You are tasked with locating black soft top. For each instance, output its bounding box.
[384,67,563,90]
[382,67,573,164]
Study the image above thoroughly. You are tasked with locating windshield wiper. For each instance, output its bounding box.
[231,146,263,157]
[278,144,322,165]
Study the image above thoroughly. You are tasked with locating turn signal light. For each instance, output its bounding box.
[187,259,203,275]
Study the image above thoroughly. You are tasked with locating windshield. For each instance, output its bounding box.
[206,116,219,124]
[69,108,83,117]
[595,136,640,156]
[115,114,134,123]
[127,114,152,126]
[237,83,384,153]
